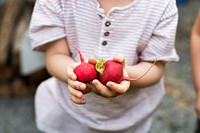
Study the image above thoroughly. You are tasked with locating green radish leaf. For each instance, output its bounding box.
[95,58,105,74]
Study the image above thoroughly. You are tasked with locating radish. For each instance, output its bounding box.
[95,59,123,85]
[69,44,98,83]
[95,58,156,85]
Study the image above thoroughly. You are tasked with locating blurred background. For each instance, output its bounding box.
[0,0,199,133]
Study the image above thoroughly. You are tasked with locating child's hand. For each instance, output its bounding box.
[90,55,130,98]
[66,63,89,104]
[90,79,130,98]
[66,57,97,104]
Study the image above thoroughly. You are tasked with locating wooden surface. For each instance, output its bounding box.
[0,0,50,97]
[0,0,35,64]
[0,0,24,63]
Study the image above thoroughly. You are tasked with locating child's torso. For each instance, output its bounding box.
[30,0,179,131]
[62,0,159,64]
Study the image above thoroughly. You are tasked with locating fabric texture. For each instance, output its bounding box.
[29,0,179,132]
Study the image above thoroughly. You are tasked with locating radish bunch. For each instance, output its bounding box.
[95,58,156,85]
[69,44,156,84]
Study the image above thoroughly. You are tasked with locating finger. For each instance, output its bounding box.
[106,81,130,94]
[88,57,97,64]
[113,54,125,65]
[68,85,83,98]
[87,83,101,95]
[92,80,118,97]
[66,66,77,80]
[68,80,87,91]
[70,95,86,104]
[77,83,91,94]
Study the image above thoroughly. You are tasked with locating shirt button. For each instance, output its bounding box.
[105,21,111,27]
[102,41,107,46]
[104,32,110,36]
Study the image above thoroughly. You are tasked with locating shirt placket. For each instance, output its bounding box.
[97,9,113,57]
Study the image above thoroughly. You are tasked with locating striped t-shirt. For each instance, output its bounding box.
[29,0,179,132]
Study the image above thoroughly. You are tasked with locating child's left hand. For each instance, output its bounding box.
[89,55,131,98]
[90,79,130,98]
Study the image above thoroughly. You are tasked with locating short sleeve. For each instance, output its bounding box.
[29,0,66,51]
[140,0,179,62]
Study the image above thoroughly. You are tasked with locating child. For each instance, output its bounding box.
[191,10,200,133]
[29,0,179,132]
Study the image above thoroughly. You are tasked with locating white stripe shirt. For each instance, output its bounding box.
[29,0,179,132]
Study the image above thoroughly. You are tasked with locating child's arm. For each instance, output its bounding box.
[45,38,74,83]
[191,10,200,118]
[126,60,165,88]
[45,38,90,104]
[89,55,165,98]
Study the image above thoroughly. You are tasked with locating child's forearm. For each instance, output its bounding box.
[191,34,200,95]
[191,11,200,95]
[126,61,165,89]
[45,38,75,83]
[46,54,75,83]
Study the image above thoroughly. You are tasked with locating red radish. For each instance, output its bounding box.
[69,44,98,83]
[95,58,157,85]
[96,59,123,85]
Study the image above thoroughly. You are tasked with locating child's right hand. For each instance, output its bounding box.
[66,62,90,104]
[66,57,98,104]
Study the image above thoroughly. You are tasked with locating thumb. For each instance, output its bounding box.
[88,57,97,65]
[113,54,125,65]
